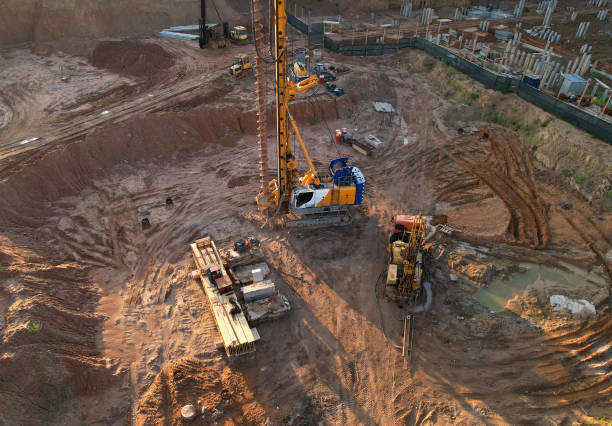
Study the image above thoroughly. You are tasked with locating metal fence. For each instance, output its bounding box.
[324,37,413,56]
[413,39,612,142]
[516,84,612,142]
[413,38,516,93]
[309,22,323,44]
[287,12,308,35]
[284,12,612,144]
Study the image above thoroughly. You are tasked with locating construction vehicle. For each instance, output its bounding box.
[387,215,428,301]
[335,128,374,155]
[292,61,309,81]
[230,25,248,40]
[325,82,344,96]
[251,0,365,228]
[230,54,253,77]
[291,49,310,82]
[206,264,233,294]
[312,63,349,78]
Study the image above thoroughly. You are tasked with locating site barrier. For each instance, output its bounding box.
[413,38,517,92]
[413,39,612,143]
[516,84,612,142]
[285,12,612,143]
[287,12,308,35]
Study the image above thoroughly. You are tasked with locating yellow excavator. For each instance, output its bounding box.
[230,25,248,40]
[251,0,365,228]
[292,61,309,81]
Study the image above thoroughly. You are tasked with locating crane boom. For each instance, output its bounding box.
[274,0,290,197]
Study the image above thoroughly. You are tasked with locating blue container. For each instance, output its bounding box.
[524,74,541,89]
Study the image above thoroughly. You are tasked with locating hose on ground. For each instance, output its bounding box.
[405,281,433,313]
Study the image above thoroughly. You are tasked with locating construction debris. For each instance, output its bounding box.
[221,248,264,267]
[232,262,271,284]
[245,294,291,323]
[364,134,385,150]
[373,102,395,113]
[181,404,198,421]
[550,295,596,316]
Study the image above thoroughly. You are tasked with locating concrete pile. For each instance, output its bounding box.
[420,8,434,25]
[531,27,561,43]
[514,0,525,18]
[536,0,554,12]
[576,21,590,38]
[541,0,557,27]
[401,2,412,17]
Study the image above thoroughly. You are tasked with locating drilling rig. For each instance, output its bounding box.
[251,0,365,228]
[386,214,428,302]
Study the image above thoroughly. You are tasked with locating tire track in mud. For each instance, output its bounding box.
[416,314,612,421]
[433,127,549,248]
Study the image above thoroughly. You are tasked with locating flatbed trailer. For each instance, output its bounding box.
[190,236,259,356]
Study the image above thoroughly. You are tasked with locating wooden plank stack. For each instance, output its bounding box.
[190,236,259,357]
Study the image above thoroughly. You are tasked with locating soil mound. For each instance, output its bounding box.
[136,357,264,425]
[91,41,175,77]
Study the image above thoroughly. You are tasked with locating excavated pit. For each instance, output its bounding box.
[0,42,611,425]
[0,96,351,424]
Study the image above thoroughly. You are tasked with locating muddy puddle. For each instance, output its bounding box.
[474,262,607,311]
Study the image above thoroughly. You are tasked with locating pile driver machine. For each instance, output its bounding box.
[387,215,428,300]
[250,0,365,228]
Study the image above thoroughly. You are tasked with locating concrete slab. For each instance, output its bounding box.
[243,280,275,302]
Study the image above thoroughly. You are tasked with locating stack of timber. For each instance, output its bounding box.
[190,236,259,356]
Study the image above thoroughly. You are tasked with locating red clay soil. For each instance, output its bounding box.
[0,41,610,426]
[0,95,346,424]
[433,127,549,249]
[136,357,265,425]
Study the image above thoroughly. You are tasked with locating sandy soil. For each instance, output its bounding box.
[0,36,611,425]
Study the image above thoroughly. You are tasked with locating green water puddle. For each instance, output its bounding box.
[474,262,606,311]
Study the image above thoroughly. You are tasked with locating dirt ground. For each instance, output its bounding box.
[0,35,611,426]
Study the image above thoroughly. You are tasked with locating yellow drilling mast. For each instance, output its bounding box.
[254,0,318,211]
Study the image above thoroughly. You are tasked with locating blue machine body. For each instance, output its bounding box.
[328,157,366,206]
